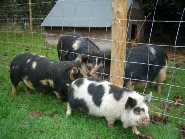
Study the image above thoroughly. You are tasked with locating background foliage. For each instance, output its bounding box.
[0,0,55,27]
[142,0,185,45]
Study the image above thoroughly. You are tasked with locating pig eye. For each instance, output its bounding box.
[134,107,145,115]
[135,111,140,115]
[134,107,140,115]
[141,108,145,113]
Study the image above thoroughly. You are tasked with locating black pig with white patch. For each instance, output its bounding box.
[89,45,168,93]
[66,77,152,135]
[57,32,100,63]
[10,53,87,102]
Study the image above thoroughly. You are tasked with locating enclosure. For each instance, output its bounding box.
[0,0,185,139]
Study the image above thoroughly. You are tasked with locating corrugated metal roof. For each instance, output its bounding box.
[41,0,133,27]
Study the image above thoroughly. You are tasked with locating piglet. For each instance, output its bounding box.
[66,77,152,135]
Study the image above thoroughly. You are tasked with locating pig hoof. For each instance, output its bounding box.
[154,85,161,93]
[66,114,70,117]
[108,124,114,129]
[63,102,68,106]
[26,92,30,95]
[26,93,30,96]
[66,113,71,117]
[134,133,140,137]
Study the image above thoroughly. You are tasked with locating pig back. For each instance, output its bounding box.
[68,77,132,118]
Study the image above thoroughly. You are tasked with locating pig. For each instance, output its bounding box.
[88,49,111,80]
[89,45,168,93]
[10,53,87,103]
[57,32,100,63]
[66,77,152,135]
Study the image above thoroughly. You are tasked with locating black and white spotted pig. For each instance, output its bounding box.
[10,53,87,103]
[89,45,168,93]
[66,77,152,135]
[57,32,100,63]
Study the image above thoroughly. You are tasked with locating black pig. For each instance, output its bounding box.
[89,45,168,93]
[57,32,100,63]
[10,53,87,102]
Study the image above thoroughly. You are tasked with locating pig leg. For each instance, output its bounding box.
[156,67,167,93]
[132,126,141,135]
[10,72,22,95]
[53,91,68,106]
[53,91,61,99]
[125,81,135,91]
[63,102,68,106]
[11,85,17,96]
[105,116,116,128]
[66,103,72,117]
[125,82,131,90]
[88,61,103,79]
[130,83,135,91]
[23,83,30,95]
[11,77,21,95]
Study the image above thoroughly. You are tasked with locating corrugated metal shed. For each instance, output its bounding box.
[41,0,133,27]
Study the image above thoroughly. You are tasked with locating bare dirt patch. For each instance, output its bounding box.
[163,47,185,63]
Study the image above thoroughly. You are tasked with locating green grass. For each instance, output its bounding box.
[0,27,184,139]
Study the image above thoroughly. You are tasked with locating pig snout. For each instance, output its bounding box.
[139,116,150,126]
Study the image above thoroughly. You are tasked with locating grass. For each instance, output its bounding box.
[0,27,184,139]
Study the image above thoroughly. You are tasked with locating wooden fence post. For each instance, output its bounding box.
[110,0,127,86]
[29,0,33,31]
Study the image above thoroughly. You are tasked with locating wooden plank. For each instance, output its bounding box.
[110,0,127,87]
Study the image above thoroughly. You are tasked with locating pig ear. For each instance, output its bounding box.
[80,62,88,75]
[104,50,111,59]
[88,61,103,78]
[78,67,87,77]
[69,67,78,80]
[125,97,137,109]
[91,47,100,56]
[74,54,82,62]
[144,91,152,104]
